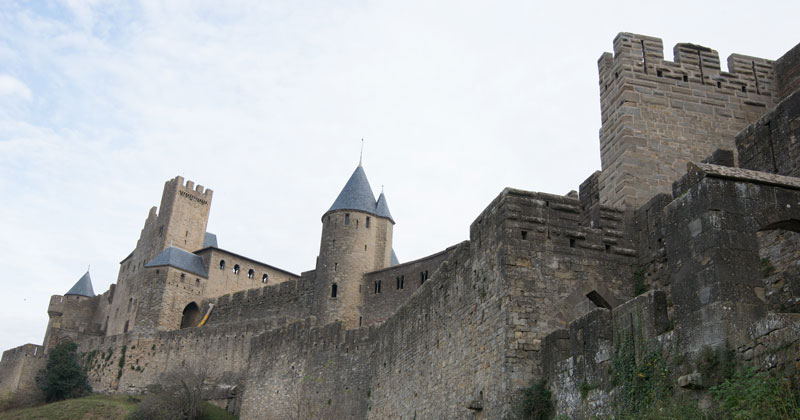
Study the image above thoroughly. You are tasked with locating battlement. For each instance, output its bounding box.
[167,175,213,199]
[0,344,43,362]
[599,32,775,97]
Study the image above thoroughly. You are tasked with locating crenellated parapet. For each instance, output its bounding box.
[597,32,779,210]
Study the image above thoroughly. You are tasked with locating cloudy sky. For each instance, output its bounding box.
[1,0,798,352]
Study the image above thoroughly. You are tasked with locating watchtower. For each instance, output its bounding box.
[315,164,395,328]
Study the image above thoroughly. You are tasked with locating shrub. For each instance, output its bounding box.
[127,365,208,420]
[515,380,555,420]
[711,368,800,420]
[37,341,92,402]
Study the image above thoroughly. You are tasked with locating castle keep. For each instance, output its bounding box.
[2,33,799,419]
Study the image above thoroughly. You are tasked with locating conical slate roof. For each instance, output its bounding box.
[144,246,209,278]
[375,192,394,223]
[66,271,95,297]
[327,166,377,215]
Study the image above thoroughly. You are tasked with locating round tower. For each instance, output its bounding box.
[315,164,394,328]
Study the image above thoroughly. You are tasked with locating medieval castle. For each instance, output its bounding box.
[1,33,799,419]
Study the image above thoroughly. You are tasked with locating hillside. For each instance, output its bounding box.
[0,394,237,420]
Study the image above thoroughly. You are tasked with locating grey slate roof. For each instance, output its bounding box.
[145,246,209,278]
[66,271,95,297]
[203,232,218,248]
[328,166,377,215]
[326,165,395,223]
[390,249,399,266]
[375,192,394,223]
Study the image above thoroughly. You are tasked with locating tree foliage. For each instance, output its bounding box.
[37,341,92,402]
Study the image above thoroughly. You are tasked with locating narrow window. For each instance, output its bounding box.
[425,270,429,280]
[521,230,528,240]
[180,273,185,281]
[195,278,200,286]
[374,282,378,294]
[331,283,338,298]
[569,238,576,248]
[420,272,425,284]
[219,260,226,270]
[366,217,370,228]
[262,274,269,283]
[233,264,240,274]
[365,244,367,251]
[397,276,400,289]
[123,321,129,333]
[345,213,350,225]
[378,280,382,293]
[359,316,362,327]
[334,262,338,272]
[400,275,404,289]
[682,74,688,82]
[605,244,611,253]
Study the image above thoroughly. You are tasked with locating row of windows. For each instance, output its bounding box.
[340,213,370,228]
[329,270,430,299]
[218,260,269,283]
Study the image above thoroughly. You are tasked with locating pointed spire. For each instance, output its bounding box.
[375,190,395,224]
[327,166,377,216]
[359,138,364,167]
[65,270,96,298]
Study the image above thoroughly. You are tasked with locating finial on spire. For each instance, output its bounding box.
[87,264,90,272]
[381,185,384,193]
[359,138,364,167]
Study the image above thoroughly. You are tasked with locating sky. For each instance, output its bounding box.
[1,0,798,353]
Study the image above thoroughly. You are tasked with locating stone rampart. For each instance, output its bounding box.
[0,344,45,394]
[360,246,454,325]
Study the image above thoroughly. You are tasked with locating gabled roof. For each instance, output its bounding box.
[145,246,209,278]
[390,249,399,266]
[66,271,95,297]
[375,192,395,224]
[327,166,377,216]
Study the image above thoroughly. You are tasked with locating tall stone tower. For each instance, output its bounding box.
[106,176,213,336]
[597,33,776,209]
[315,164,395,328]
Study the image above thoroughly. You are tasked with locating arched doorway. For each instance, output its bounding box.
[180,302,202,329]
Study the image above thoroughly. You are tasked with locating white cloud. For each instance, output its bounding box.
[0,74,32,101]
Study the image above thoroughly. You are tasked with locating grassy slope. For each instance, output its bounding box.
[0,395,237,420]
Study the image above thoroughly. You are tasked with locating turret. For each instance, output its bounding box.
[315,164,395,328]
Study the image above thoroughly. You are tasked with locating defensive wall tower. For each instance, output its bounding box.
[150,176,213,256]
[43,271,96,351]
[106,176,213,336]
[597,32,777,209]
[315,164,395,328]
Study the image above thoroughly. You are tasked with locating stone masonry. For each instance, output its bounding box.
[1,33,799,420]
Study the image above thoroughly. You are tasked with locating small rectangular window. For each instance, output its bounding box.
[366,217,370,228]
[345,214,350,225]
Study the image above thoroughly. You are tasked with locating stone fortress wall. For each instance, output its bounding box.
[1,32,799,420]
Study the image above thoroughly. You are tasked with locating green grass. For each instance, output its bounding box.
[0,394,136,420]
[0,394,237,420]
